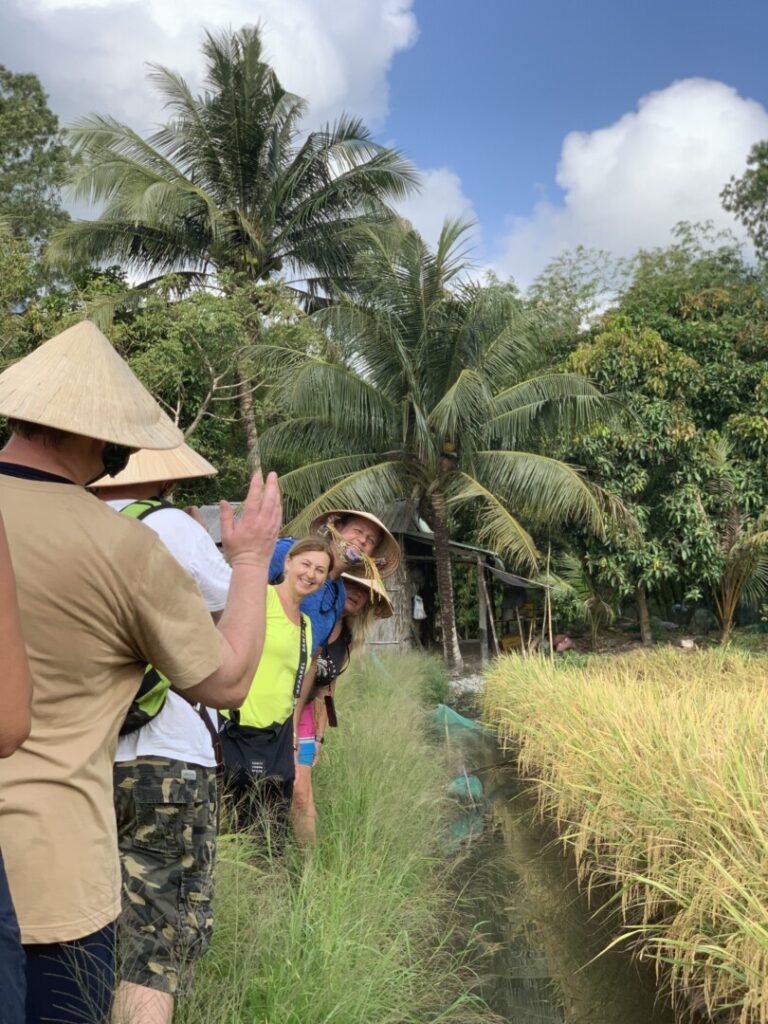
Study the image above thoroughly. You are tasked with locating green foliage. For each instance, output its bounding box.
[416,654,452,705]
[0,66,71,243]
[547,225,768,621]
[554,552,615,648]
[722,140,768,261]
[0,228,36,315]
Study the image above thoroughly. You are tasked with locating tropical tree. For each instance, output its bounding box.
[551,226,768,642]
[713,508,768,643]
[0,66,71,244]
[721,140,768,261]
[48,24,418,451]
[259,220,616,672]
[555,552,616,650]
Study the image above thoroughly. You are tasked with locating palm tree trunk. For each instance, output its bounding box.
[430,491,463,674]
[235,361,260,470]
[637,582,652,646]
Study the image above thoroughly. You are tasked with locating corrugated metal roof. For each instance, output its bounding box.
[486,564,549,590]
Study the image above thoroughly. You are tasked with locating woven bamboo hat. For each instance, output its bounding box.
[0,320,183,449]
[341,573,394,619]
[309,509,400,578]
[93,443,216,488]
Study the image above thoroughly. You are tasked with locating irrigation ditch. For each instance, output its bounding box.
[439,697,678,1024]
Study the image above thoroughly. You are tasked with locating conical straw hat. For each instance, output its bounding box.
[93,443,216,488]
[309,509,401,578]
[341,572,394,619]
[0,320,183,449]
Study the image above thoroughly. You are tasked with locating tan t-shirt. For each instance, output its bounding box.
[0,474,224,944]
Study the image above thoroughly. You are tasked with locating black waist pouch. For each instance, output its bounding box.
[220,715,295,783]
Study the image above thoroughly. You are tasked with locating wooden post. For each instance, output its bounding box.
[478,567,500,657]
[477,556,489,666]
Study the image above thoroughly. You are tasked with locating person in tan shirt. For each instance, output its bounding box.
[0,510,33,1024]
[0,320,281,1024]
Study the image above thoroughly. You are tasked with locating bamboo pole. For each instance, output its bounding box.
[479,569,500,656]
[476,556,489,666]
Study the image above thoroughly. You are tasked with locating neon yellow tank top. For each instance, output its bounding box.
[231,586,312,728]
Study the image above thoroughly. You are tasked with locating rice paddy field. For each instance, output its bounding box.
[482,649,768,1024]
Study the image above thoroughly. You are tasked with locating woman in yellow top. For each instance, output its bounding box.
[221,536,334,848]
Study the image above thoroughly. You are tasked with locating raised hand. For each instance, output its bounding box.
[220,472,282,568]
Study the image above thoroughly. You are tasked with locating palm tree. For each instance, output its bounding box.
[259,220,618,672]
[556,552,616,650]
[48,25,418,451]
[713,509,768,643]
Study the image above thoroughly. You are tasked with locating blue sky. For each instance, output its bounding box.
[387,0,768,234]
[2,0,767,283]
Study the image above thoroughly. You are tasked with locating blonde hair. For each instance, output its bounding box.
[343,578,384,652]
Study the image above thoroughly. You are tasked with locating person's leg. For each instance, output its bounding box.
[113,758,217,1024]
[112,984,172,1024]
[24,923,115,1024]
[291,760,317,843]
[291,703,318,843]
[0,849,26,1024]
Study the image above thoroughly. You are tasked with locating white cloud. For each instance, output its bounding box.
[396,167,480,253]
[0,0,418,130]
[495,79,768,287]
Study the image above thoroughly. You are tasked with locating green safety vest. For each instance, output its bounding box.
[118,499,174,736]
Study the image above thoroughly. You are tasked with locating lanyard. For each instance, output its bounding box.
[293,615,308,704]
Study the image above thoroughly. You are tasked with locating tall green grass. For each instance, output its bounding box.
[483,649,768,1023]
[178,653,497,1024]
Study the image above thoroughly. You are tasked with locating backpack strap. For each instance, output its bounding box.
[119,498,174,521]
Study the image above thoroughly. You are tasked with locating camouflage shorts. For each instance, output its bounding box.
[113,757,218,995]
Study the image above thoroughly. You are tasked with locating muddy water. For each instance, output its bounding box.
[446,731,677,1024]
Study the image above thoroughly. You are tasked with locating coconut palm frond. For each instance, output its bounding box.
[446,471,540,569]
[284,360,399,449]
[493,373,605,413]
[258,418,359,466]
[283,458,414,533]
[427,368,491,447]
[476,450,604,534]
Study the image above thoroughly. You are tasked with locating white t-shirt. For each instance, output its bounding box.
[109,500,232,767]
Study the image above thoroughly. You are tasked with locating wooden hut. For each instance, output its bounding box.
[368,501,548,664]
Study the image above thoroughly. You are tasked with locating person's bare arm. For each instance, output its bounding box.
[184,473,282,708]
[0,513,32,756]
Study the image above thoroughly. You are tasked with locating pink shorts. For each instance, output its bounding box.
[298,702,315,739]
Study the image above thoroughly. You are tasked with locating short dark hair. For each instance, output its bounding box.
[7,419,72,445]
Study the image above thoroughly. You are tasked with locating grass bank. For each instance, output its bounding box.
[482,649,768,1024]
[178,652,496,1024]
